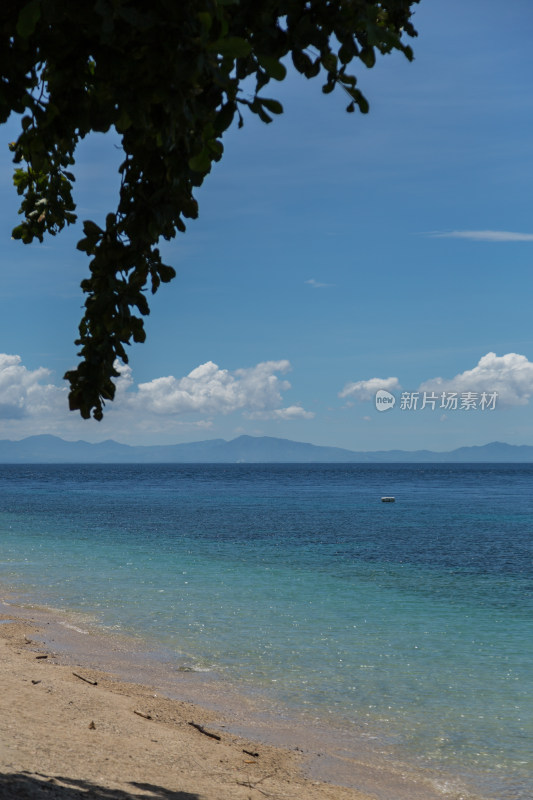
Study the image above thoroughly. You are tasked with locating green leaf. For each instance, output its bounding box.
[208,139,223,158]
[256,107,272,124]
[345,86,370,114]
[358,94,370,114]
[115,109,132,132]
[16,0,41,38]
[322,53,338,73]
[214,103,235,134]
[11,225,25,240]
[82,220,103,237]
[188,150,211,173]
[257,56,287,82]
[338,41,357,65]
[259,98,283,115]
[250,98,273,124]
[158,264,176,283]
[213,37,251,59]
[360,47,376,68]
[196,12,212,32]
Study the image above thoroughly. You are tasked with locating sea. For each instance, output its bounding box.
[0,463,531,799]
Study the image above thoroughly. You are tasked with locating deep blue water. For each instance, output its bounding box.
[0,463,531,799]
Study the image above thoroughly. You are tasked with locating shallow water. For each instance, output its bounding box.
[0,463,531,799]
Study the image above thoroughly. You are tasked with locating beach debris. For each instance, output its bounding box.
[88,721,96,730]
[35,654,48,659]
[243,749,259,758]
[133,710,153,720]
[31,680,42,685]
[236,773,274,795]
[72,672,98,686]
[188,721,221,741]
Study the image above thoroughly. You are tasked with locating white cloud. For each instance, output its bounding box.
[0,355,314,441]
[305,278,335,288]
[113,360,134,392]
[419,352,533,406]
[339,353,533,410]
[251,405,315,420]
[129,360,300,417]
[431,230,533,242]
[0,354,65,419]
[339,376,401,401]
[276,405,314,420]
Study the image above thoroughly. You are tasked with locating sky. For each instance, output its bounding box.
[1,0,533,451]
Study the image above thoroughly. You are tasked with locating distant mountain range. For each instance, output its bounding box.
[0,434,532,463]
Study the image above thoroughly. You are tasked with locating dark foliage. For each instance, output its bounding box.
[1,0,418,419]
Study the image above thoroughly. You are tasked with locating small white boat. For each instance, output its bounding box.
[381,496,395,503]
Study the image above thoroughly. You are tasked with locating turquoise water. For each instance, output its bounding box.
[0,463,531,798]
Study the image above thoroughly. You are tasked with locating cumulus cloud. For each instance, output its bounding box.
[339,353,533,409]
[113,360,134,392]
[251,405,315,421]
[431,230,533,242]
[128,360,302,417]
[339,376,401,401]
[273,405,314,420]
[419,352,533,406]
[0,354,65,419]
[0,354,313,441]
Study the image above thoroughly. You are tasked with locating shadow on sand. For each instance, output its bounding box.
[0,772,200,800]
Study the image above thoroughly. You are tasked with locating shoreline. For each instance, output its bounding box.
[0,598,489,800]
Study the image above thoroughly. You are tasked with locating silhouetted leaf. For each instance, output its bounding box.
[16,0,41,38]
[258,56,287,81]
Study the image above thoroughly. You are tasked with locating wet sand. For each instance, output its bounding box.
[0,601,484,800]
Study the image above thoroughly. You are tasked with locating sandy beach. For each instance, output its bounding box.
[0,607,365,800]
[0,603,486,800]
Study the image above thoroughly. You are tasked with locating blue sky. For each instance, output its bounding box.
[1,0,533,450]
